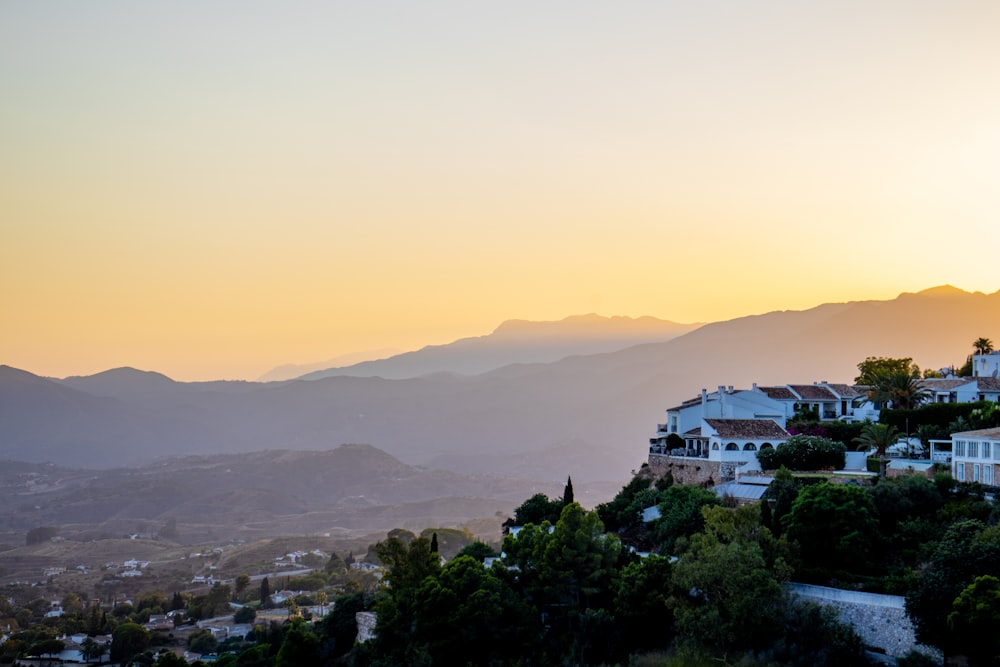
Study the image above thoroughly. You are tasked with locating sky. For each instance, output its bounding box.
[2,1,999,381]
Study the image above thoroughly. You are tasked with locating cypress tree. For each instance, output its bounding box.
[563,475,575,505]
[430,532,439,553]
[260,577,271,607]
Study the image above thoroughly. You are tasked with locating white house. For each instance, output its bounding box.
[921,377,1000,404]
[972,352,1000,378]
[950,427,1000,486]
[650,382,865,457]
[701,418,790,471]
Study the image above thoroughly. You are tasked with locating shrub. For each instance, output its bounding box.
[757,435,846,471]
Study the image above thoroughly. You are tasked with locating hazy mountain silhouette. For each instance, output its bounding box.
[297,314,700,380]
[3,287,998,483]
[258,348,402,382]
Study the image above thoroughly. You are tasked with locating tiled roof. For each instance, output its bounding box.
[668,395,704,411]
[683,427,707,438]
[823,383,861,398]
[975,377,1000,391]
[952,427,1000,440]
[789,384,837,400]
[758,386,796,400]
[704,418,789,439]
[920,378,973,391]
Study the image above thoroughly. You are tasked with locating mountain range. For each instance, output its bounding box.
[2,286,999,485]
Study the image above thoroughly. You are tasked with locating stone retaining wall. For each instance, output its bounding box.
[647,454,720,486]
[786,583,941,662]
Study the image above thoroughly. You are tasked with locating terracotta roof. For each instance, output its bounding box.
[704,418,789,439]
[789,384,837,400]
[952,427,1000,440]
[683,427,707,438]
[758,386,796,400]
[823,383,861,398]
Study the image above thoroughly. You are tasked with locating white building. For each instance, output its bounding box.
[650,382,865,456]
[950,427,1000,486]
[921,377,1000,404]
[972,352,1000,378]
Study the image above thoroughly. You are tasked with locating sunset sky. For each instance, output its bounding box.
[2,2,999,381]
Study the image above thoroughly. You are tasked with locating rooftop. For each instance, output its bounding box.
[704,418,789,439]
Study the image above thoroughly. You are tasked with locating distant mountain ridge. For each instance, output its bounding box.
[3,286,999,483]
[296,314,700,381]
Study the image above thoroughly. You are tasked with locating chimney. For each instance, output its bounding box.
[718,386,727,417]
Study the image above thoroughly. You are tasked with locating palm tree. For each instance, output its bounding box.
[872,370,931,409]
[854,422,902,478]
[973,337,994,356]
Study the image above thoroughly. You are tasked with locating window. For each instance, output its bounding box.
[743,443,757,451]
[985,465,993,486]
[957,463,966,481]
[956,440,966,457]
[969,442,979,458]
[725,442,739,451]
[760,442,773,450]
[993,443,1000,460]
[974,464,981,482]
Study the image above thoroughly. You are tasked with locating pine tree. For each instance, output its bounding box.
[563,475,575,505]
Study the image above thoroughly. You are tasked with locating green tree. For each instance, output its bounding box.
[234,574,250,603]
[320,591,370,661]
[854,422,902,478]
[324,552,347,576]
[110,622,150,665]
[948,575,1000,667]
[275,617,320,667]
[614,555,674,654]
[669,520,785,656]
[372,535,442,663]
[454,541,496,562]
[32,637,64,662]
[188,629,218,655]
[410,555,540,665]
[595,471,656,532]
[855,356,929,408]
[504,492,563,528]
[784,482,881,580]
[563,475,575,505]
[649,484,720,553]
[259,577,271,608]
[80,636,106,663]
[906,520,1000,654]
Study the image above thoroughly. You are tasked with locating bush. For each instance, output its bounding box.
[757,435,846,471]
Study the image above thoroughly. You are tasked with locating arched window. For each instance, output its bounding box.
[725,442,739,451]
[712,443,720,450]
[760,442,773,450]
[743,443,757,451]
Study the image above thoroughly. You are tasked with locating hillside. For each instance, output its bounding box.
[2,287,998,483]
[0,445,575,547]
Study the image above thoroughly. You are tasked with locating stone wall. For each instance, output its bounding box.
[647,453,721,486]
[786,583,940,662]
